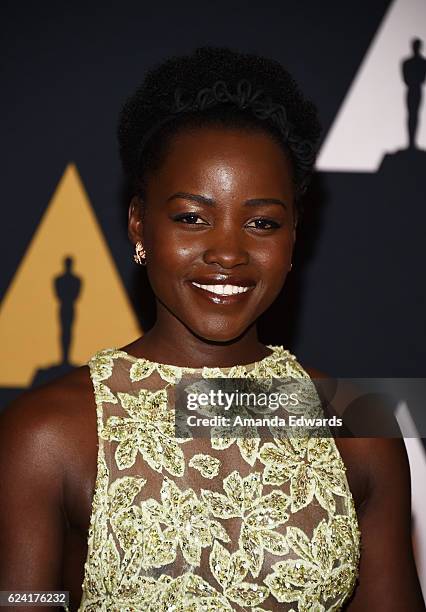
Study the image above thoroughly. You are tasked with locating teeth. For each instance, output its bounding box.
[192,282,251,296]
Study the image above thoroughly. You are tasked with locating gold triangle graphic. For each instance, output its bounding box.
[0,163,142,387]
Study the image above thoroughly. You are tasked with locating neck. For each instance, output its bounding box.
[122,308,271,369]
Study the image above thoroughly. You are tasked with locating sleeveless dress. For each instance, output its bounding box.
[72,346,361,612]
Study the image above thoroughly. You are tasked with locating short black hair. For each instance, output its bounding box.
[118,47,322,204]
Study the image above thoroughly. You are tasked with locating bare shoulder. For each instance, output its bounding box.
[0,366,95,471]
[0,365,93,425]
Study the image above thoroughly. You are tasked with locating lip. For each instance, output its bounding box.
[188,278,256,305]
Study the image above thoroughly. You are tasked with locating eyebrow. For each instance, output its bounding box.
[245,197,288,209]
[166,192,288,209]
[167,192,215,206]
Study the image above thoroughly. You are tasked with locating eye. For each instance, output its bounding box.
[246,218,282,230]
[172,213,208,225]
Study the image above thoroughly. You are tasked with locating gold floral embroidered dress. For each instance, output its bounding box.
[76,346,361,611]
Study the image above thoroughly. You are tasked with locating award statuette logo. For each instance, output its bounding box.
[0,164,141,406]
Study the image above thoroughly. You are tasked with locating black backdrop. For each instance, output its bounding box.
[1,0,425,411]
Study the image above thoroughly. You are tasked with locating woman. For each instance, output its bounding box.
[0,47,424,611]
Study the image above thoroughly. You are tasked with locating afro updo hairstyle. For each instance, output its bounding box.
[118,47,322,211]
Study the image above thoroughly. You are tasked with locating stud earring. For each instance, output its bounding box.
[289,262,293,271]
[133,241,146,265]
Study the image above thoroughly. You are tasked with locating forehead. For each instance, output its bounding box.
[145,127,294,202]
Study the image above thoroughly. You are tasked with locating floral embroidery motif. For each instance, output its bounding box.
[89,348,122,382]
[264,514,360,610]
[202,471,290,577]
[129,357,182,384]
[152,573,232,611]
[78,455,157,609]
[210,541,270,606]
[101,388,190,475]
[259,437,348,514]
[142,477,230,566]
[77,347,361,612]
[109,476,177,570]
[189,454,221,479]
[211,424,261,468]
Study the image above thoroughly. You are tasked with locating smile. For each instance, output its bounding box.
[191,282,251,295]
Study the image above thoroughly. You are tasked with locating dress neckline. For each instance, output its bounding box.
[110,344,289,374]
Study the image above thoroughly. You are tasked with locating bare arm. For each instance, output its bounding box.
[346,438,425,610]
[0,390,67,611]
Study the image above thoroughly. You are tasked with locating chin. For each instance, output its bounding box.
[188,321,250,344]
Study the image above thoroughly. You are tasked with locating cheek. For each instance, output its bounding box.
[253,235,294,307]
[146,228,195,272]
[255,233,294,273]
[143,223,196,299]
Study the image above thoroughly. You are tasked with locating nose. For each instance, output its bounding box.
[202,226,250,268]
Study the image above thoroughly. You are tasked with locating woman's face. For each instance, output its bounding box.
[129,127,296,342]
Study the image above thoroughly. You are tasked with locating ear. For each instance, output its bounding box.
[128,195,144,244]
